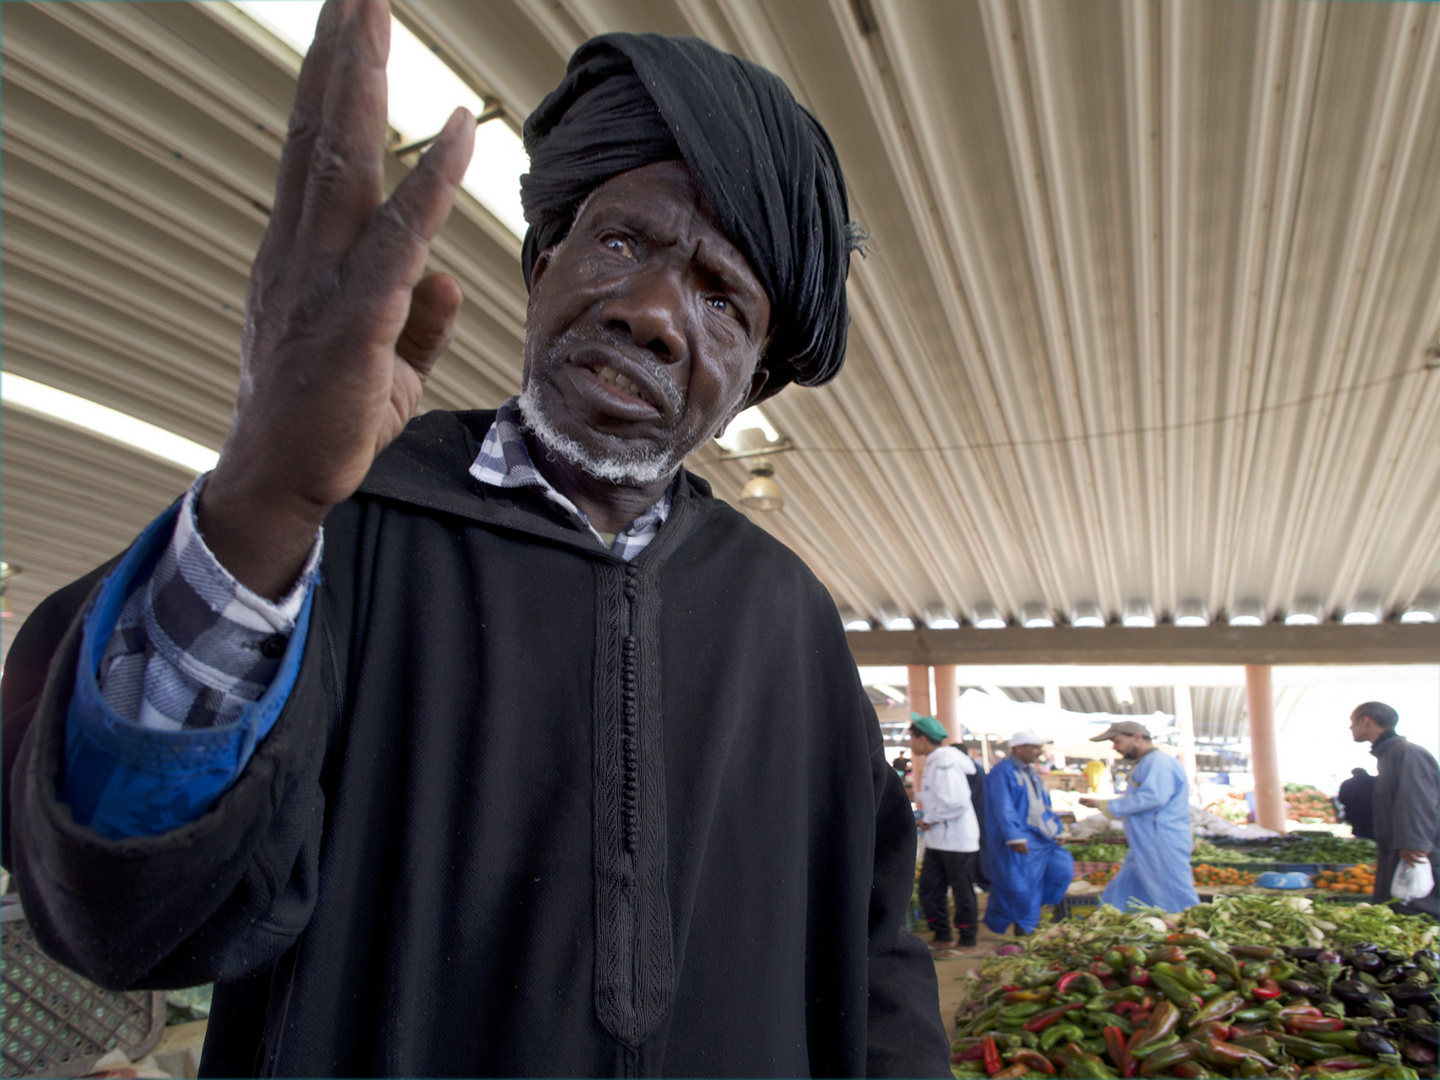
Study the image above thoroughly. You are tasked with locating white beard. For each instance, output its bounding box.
[516,382,682,486]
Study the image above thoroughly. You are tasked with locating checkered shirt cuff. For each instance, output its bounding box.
[97,476,323,731]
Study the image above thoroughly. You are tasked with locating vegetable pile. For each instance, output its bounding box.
[1284,786,1339,824]
[1192,865,1259,888]
[1085,865,1120,886]
[953,899,1438,1078]
[1314,868,1377,895]
[1070,843,1131,863]
[1196,835,1378,867]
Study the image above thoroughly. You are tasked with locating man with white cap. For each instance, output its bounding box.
[981,730,1074,935]
[1081,720,1200,912]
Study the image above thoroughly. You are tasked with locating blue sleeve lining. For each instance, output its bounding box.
[61,504,316,838]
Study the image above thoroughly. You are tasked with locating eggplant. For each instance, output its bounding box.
[1350,942,1381,954]
[1355,1028,1398,1056]
[1281,978,1323,998]
[1334,979,1389,1004]
[1406,1004,1435,1026]
[1389,983,1439,1007]
[1377,965,1406,984]
[1398,1018,1439,1047]
[1350,951,1385,973]
[1381,949,1410,966]
[1289,947,1323,961]
[1400,1038,1438,1066]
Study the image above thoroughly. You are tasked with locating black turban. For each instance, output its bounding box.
[520,33,857,401]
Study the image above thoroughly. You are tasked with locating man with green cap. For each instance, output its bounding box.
[910,714,980,952]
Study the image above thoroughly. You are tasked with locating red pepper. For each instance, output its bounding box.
[1314,1056,1376,1070]
[1251,977,1282,1000]
[1103,1025,1131,1073]
[1090,961,1116,978]
[1199,968,1217,984]
[1009,1049,1055,1075]
[1284,1014,1343,1033]
[1113,1001,1143,1019]
[1130,1009,1151,1027]
[1128,965,1153,987]
[1276,1005,1322,1020]
[1102,977,1121,990]
[1021,1002,1085,1032]
[1056,972,1087,995]
[956,1043,986,1062]
[1139,995,1155,1010]
[982,1036,1001,1076]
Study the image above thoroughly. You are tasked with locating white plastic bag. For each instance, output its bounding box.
[1391,857,1434,903]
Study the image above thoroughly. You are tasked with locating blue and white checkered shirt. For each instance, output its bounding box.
[100,399,673,731]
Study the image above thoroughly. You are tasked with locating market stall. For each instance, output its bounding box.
[951,898,1438,1078]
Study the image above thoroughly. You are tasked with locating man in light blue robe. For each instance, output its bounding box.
[1082,720,1200,913]
[981,730,1074,934]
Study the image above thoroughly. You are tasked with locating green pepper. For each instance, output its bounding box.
[1315,1029,1364,1050]
[1190,990,1244,1026]
[1040,1023,1087,1051]
[1057,971,1108,997]
[1152,962,1208,994]
[1196,1036,1275,1070]
[1150,971,1202,1011]
[1271,1031,1336,1060]
[1002,987,1053,1004]
[1139,1039,1200,1076]
[998,1001,1046,1021]
[1145,945,1187,966]
[960,1003,1003,1036]
[1235,1057,1267,1079]
[1232,1006,1271,1022]
[1103,949,1127,972]
[1229,1033,1279,1058]
[1195,984,1225,1002]
[1085,1011,1135,1036]
[1129,999,1180,1057]
[1231,945,1284,960]
[1197,944,1241,981]
[1057,1043,1120,1079]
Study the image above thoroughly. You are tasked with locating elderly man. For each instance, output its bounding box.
[1080,720,1200,913]
[1350,702,1439,917]
[981,730,1074,935]
[0,6,949,1076]
[909,715,980,952]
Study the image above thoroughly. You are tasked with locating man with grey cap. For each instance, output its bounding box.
[981,730,1074,935]
[1081,721,1200,912]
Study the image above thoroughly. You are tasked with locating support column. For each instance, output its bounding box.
[934,664,958,741]
[1245,664,1286,834]
[908,665,933,801]
[1175,684,1198,800]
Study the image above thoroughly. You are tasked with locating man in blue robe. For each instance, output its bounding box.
[981,730,1074,934]
[1081,720,1200,913]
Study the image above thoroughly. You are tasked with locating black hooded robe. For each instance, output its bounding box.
[5,410,950,1078]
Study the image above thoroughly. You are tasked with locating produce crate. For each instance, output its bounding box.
[1055,894,1101,920]
[1072,861,1121,880]
[2,898,164,1078]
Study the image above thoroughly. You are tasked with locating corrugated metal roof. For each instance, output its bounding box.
[4,0,1438,670]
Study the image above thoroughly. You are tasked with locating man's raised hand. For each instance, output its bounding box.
[199,0,476,598]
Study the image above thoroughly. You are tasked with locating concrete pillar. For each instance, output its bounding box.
[908,665,932,717]
[934,664,958,740]
[1175,684,1198,801]
[908,665,932,803]
[1245,664,1286,834]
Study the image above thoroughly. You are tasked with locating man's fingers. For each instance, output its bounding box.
[397,273,464,380]
[294,0,392,266]
[265,0,346,250]
[342,107,475,313]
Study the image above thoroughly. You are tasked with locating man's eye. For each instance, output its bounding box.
[602,236,634,258]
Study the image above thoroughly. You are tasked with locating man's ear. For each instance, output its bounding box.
[743,364,771,409]
[527,247,556,296]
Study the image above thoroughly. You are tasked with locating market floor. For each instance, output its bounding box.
[927,891,1031,1040]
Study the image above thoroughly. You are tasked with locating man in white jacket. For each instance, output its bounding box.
[910,715,981,952]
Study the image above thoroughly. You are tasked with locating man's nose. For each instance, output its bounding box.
[602,263,688,362]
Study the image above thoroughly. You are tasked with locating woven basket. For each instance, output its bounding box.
[2,899,164,1078]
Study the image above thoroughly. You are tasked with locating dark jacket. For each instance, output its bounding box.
[1335,769,1375,840]
[1370,732,1440,917]
[4,409,949,1078]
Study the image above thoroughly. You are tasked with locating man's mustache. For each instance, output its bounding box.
[545,327,685,416]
